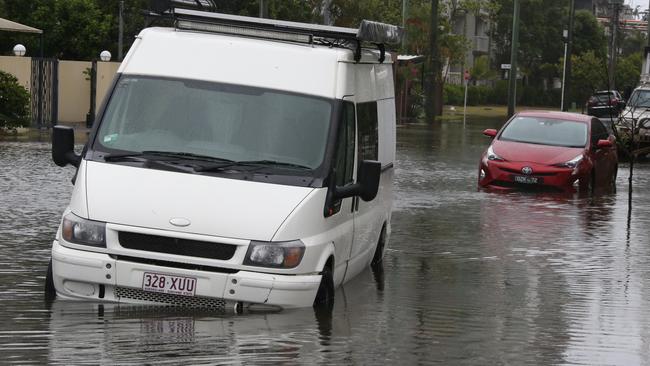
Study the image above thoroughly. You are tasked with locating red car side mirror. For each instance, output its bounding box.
[483,129,497,138]
[597,139,613,148]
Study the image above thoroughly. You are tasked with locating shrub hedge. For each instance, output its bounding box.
[443,80,562,107]
[0,71,30,129]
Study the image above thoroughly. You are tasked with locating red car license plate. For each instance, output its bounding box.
[513,175,539,184]
[142,272,197,297]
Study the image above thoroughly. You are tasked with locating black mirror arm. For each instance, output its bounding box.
[66,151,81,168]
[332,184,362,200]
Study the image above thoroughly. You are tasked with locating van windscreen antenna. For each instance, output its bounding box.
[156,7,403,63]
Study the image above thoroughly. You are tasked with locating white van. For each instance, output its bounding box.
[47,6,398,311]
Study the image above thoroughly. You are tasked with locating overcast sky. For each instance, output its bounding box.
[628,0,649,11]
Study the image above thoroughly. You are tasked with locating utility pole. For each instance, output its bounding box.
[562,0,575,112]
[609,0,621,90]
[118,0,124,61]
[402,0,408,49]
[645,1,650,47]
[425,0,440,123]
[507,0,520,118]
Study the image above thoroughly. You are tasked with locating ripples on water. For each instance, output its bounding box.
[1,121,650,365]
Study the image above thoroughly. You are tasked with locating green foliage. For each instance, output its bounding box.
[491,1,607,88]
[330,0,403,27]
[0,0,113,60]
[471,55,497,81]
[572,10,607,58]
[620,30,646,57]
[615,52,642,95]
[488,80,509,105]
[571,51,607,104]
[492,0,567,75]
[444,84,464,105]
[0,71,30,129]
[444,79,562,107]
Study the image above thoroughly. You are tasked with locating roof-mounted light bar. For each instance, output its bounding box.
[176,20,313,44]
[173,9,360,41]
[152,7,404,62]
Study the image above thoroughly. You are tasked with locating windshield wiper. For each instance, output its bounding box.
[103,151,234,164]
[236,160,312,170]
[195,160,311,173]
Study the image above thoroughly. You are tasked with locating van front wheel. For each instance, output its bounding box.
[313,264,334,309]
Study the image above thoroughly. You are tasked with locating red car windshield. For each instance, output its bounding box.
[499,116,588,148]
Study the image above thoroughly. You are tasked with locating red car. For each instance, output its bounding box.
[478,111,618,193]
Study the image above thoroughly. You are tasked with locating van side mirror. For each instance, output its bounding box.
[52,125,81,167]
[333,160,381,202]
[356,160,381,201]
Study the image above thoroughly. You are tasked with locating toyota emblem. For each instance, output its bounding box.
[521,166,533,175]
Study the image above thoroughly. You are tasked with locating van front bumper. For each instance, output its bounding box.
[51,240,321,309]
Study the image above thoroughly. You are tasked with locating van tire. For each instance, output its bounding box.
[44,259,56,301]
[313,263,334,309]
[371,226,386,268]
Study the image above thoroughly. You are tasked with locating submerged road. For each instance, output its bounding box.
[1,118,649,365]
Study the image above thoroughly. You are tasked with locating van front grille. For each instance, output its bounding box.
[118,231,236,261]
[114,286,226,310]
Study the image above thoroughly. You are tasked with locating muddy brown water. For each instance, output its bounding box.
[1,119,649,365]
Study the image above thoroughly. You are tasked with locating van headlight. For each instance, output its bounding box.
[244,240,305,268]
[61,212,106,247]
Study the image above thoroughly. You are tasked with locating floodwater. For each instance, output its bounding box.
[2,119,650,365]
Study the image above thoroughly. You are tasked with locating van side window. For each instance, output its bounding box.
[357,101,378,161]
[335,102,356,186]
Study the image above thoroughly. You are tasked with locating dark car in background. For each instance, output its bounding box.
[586,90,625,117]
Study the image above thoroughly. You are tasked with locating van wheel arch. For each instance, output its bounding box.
[371,223,387,268]
[313,257,334,309]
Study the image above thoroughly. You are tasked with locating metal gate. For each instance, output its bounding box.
[30,58,58,128]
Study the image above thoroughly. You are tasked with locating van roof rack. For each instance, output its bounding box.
[145,3,403,63]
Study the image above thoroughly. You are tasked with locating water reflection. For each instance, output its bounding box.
[2,120,650,364]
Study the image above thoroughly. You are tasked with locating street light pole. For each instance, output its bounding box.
[118,0,124,61]
[402,0,408,49]
[561,29,568,111]
[563,0,575,112]
[507,0,520,118]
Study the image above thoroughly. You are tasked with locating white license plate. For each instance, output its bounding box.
[142,272,197,297]
[513,175,539,184]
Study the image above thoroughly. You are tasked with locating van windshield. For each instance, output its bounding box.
[95,76,332,170]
